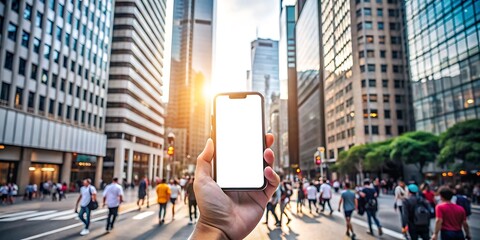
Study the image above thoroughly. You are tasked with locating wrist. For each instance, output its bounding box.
[189,222,229,240]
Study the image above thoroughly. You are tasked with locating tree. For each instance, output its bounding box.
[334,144,371,182]
[438,119,480,170]
[365,140,393,172]
[390,131,439,177]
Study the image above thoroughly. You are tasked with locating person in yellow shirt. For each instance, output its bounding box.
[156,179,171,224]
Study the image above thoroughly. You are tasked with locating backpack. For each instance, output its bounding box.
[456,195,471,216]
[413,197,431,226]
[365,198,377,210]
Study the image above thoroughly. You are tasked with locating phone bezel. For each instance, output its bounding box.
[212,91,267,191]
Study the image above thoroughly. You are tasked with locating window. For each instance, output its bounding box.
[364,126,369,134]
[385,126,392,135]
[396,110,403,119]
[381,64,387,72]
[382,79,388,88]
[8,22,18,41]
[384,110,391,118]
[48,0,55,10]
[367,50,375,57]
[58,4,64,18]
[363,109,378,118]
[83,90,87,100]
[11,0,20,12]
[53,50,60,63]
[68,82,73,95]
[393,65,402,73]
[366,35,374,43]
[383,94,390,103]
[66,106,71,119]
[362,94,378,102]
[73,39,77,51]
[76,86,80,98]
[369,79,376,87]
[392,51,400,59]
[63,56,68,68]
[47,20,54,35]
[65,33,70,47]
[389,22,398,30]
[372,126,379,135]
[18,58,27,76]
[60,78,66,91]
[39,96,45,112]
[74,108,79,121]
[43,44,51,59]
[15,87,23,107]
[33,38,40,53]
[1,82,10,104]
[41,69,48,84]
[367,64,375,72]
[67,12,73,24]
[364,8,372,16]
[380,50,386,58]
[394,80,404,88]
[24,4,33,20]
[81,110,85,123]
[395,95,404,103]
[377,8,383,17]
[365,21,373,29]
[388,9,397,17]
[35,12,43,27]
[28,92,35,108]
[21,31,30,47]
[57,102,63,117]
[48,99,55,114]
[391,36,401,44]
[56,26,62,41]
[78,65,82,76]
[360,65,366,72]
[359,51,365,58]
[379,35,385,44]
[31,64,38,80]
[4,52,14,70]
[398,126,405,134]
[71,60,76,72]
[378,22,384,30]
[51,74,58,88]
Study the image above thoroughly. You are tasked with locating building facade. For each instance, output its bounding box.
[0,0,113,191]
[406,0,480,134]
[279,4,299,172]
[166,0,214,173]
[106,0,166,185]
[249,38,279,129]
[295,0,325,177]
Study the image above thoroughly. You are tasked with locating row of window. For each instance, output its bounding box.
[361,79,405,88]
[361,94,405,103]
[358,34,402,45]
[360,63,404,73]
[0,82,103,128]
[356,0,398,4]
[357,21,401,31]
[359,49,403,59]
[356,7,399,17]
[327,124,404,144]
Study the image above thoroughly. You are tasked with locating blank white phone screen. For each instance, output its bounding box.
[215,94,264,189]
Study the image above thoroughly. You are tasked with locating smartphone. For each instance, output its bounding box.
[212,92,267,190]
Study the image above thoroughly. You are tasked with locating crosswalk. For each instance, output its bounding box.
[0,209,158,222]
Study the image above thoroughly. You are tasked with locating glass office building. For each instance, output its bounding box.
[407,0,480,133]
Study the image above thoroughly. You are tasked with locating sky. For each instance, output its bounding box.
[162,0,286,102]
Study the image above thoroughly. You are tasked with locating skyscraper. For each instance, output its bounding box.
[406,0,480,134]
[106,0,167,185]
[0,0,113,190]
[279,4,299,171]
[250,38,279,130]
[295,0,412,176]
[167,0,214,166]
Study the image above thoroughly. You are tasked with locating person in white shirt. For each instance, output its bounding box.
[169,179,182,220]
[320,179,333,214]
[306,182,319,213]
[394,180,407,227]
[75,178,97,236]
[103,177,123,232]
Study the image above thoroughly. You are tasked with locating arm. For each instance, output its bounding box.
[431,218,443,240]
[354,198,358,210]
[75,194,82,212]
[103,196,106,207]
[338,197,343,211]
[463,220,470,239]
[189,222,228,240]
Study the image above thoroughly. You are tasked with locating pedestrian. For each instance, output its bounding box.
[169,179,182,220]
[374,178,381,195]
[60,182,68,200]
[279,179,292,224]
[264,186,280,226]
[42,181,50,200]
[473,184,480,205]
[296,181,305,213]
[185,177,197,224]
[338,182,357,238]
[32,183,38,198]
[333,180,340,193]
[102,177,123,233]
[74,178,97,236]
[394,180,408,223]
[155,178,171,224]
[0,183,8,204]
[431,187,471,240]
[402,184,431,240]
[452,185,471,217]
[320,179,333,215]
[421,183,436,208]
[137,176,148,211]
[306,182,318,213]
[360,179,383,236]
[179,176,188,193]
[51,183,58,201]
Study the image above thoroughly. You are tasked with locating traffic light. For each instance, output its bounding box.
[315,155,321,165]
[296,168,301,174]
[167,146,174,156]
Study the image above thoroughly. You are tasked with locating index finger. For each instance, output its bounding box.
[265,133,274,148]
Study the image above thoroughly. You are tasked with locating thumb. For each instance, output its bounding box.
[195,138,214,178]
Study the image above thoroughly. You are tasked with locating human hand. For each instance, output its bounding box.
[190,134,280,240]
[431,233,437,240]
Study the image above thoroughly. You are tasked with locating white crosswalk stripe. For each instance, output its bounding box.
[132,211,154,220]
[52,208,108,220]
[0,211,57,222]
[27,210,74,221]
[0,211,38,219]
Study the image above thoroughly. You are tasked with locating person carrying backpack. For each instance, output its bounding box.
[452,185,471,218]
[402,184,431,240]
[359,179,383,236]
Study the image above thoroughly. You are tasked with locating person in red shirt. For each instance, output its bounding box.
[432,187,471,240]
[421,183,435,206]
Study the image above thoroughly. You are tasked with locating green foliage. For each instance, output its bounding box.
[365,140,393,171]
[438,119,480,168]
